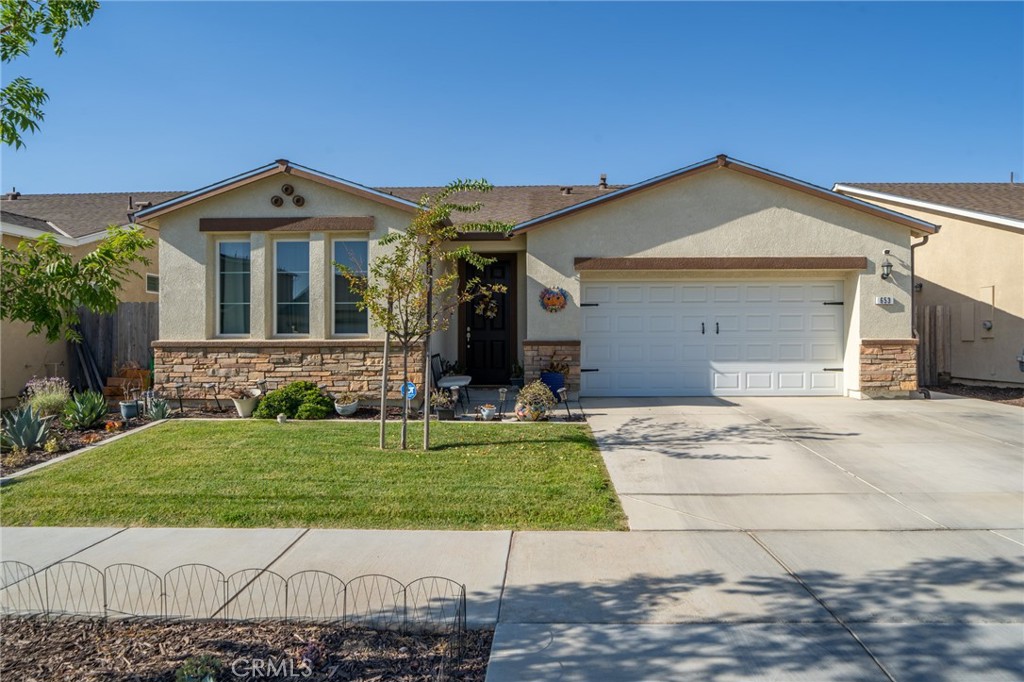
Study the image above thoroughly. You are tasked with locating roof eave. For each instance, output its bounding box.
[135,160,421,222]
[512,155,939,235]
[833,184,1022,233]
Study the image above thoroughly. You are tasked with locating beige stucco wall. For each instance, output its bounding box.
[523,169,918,396]
[854,197,1023,385]
[152,173,414,341]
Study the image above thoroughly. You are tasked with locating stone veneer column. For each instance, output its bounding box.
[522,340,581,392]
[860,339,918,398]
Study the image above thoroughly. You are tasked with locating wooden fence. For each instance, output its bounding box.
[915,304,951,387]
[77,302,159,381]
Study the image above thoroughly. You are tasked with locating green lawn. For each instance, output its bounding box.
[0,421,626,530]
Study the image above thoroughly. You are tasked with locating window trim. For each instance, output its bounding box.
[331,237,370,338]
[215,238,252,338]
[145,273,159,295]
[273,237,311,338]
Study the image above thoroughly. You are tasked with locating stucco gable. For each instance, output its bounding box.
[135,160,419,223]
[513,156,937,236]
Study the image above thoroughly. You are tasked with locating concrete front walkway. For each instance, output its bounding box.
[2,395,1022,680]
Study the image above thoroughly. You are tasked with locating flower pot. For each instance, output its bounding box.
[539,371,565,399]
[434,407,455,421]
[334,399,359,417]
[119,400,139,420]
[514,402,549,422]
[479,406,496,421]
[232,397,258,418]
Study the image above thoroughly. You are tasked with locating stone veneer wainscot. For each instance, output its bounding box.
[523,340,581,392]
[153,340,424,399]
[859,339,918,398]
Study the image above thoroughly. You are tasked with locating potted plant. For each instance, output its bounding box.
[539,356,570,399]
[431,389,456,421]
[118,378,141,420]
[175,654,223,682]
[479,403,497,421]
[514,380,556,422]
[228,386,261,418]
[333,392,360,416]
[509,361,525,388]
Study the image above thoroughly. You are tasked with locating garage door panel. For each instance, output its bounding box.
[681,286,708,302]
[580,280,845,397]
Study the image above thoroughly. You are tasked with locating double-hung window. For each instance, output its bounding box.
[217,241,251,335]
[333,240,368,335]
[275,240,310,335]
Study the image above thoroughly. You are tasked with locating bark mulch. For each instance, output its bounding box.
[0,418,153,477]
[930,383,1024,408]
[0,616,492,681]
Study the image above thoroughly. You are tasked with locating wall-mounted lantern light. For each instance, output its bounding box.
[880,250,893,280]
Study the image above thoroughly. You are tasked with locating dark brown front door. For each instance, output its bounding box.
[462,254,515,385]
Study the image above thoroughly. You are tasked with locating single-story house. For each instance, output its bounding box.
[134,155,938,400]
[1,191,175,405]
[834,182,1023,387]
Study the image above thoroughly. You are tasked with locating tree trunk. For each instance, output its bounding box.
[400,344,409,450]
[422,255,433,451]
[379,328,390,450]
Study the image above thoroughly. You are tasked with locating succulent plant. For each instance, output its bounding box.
[63,390,108,430]
[1,406,54,451]
[148,398,171,420]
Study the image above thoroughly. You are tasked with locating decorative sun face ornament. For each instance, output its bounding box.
[539,287,568,313]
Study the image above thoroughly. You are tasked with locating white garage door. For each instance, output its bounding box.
[580,280,845,396]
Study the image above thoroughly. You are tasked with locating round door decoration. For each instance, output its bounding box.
[281,183,294,196]
[270,195,284,207]
[539,286,568,313]
[292,195,305,207]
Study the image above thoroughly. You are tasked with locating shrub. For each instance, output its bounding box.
[253,381,333,420]
[63,390,108,430]
[23,376,72,417]
[516,380,556,408]
[1,406,53,451]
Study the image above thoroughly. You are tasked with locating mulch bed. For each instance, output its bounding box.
[929,383,1024,408]
[0,617,492,681]
[0,417,153,477]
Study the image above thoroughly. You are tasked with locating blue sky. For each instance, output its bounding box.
[2,2,1021,193]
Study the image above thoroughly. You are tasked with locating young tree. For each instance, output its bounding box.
[1,0,99,148]
[1,226,154,342]
[340,179,513,450]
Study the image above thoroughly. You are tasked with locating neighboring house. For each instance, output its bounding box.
[135,155,936,400]
[0,191,179,404]
[834,183,1024,387]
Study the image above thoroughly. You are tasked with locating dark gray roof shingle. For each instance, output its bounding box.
[0,191,184,238]
[0,210,62,235]
[379,185,626,226]
[840,183,1024,222]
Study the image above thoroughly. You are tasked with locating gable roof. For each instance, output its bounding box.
[134,160,421,221]
[1,191,181,238]
[512,155,938,235]
[379,184,626,226]
[833,182,1024,230]
[0,210,63,235]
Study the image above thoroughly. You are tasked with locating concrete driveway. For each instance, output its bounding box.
[487,394,1024,681]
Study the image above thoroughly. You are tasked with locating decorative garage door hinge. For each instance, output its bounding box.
[822,301,844,306]
[580,303,599,307]
[580,368,600,372]
[823,367,843,372]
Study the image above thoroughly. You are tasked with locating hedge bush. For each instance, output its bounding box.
[253,381,334,420]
